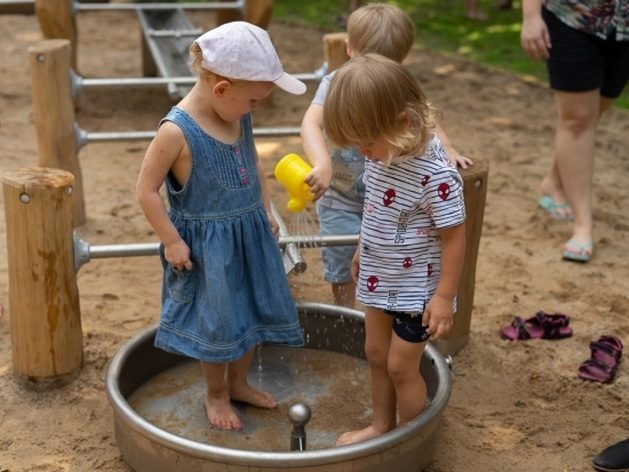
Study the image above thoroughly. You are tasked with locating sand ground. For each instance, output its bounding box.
[1,8,629,472]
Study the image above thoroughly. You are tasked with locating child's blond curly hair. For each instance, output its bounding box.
[323,53,435,164]
[347,3,415,63]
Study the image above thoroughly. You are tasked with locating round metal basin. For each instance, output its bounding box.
[105,302,452,471]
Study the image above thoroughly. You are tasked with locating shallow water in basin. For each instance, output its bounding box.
[128,345,371,451]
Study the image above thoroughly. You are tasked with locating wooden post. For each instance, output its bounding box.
[3,167,83,387]
[433,160,489,357]
[323,32,350,72]
[29,39,86,226]
[217,0,273,28]
[35,0,77,70]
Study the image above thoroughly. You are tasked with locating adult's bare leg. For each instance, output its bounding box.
[552,89,601,245]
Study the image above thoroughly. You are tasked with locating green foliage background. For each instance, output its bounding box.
[273,0,629,109]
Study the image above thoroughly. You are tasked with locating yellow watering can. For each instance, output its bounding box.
[274,153,314,212]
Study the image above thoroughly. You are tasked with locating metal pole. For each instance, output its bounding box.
[74,1,245,12]
[75,127,302,149]
[271,203,306,275]
[71,64,327,96]
[73,233,358,271]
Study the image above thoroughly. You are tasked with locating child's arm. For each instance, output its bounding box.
[422,222,466,340]
[255,148,280,238]
[300,103,333,200]
[435,123,473,170]
[137,122,192,271]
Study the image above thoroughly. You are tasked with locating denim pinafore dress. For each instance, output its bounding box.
[154,107,304,363]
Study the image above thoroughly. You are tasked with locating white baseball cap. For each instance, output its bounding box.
[194,21,307,95]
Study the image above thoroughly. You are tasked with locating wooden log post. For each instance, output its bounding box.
[323,32,350,72]
[3,167,83,387]
[35,0,77,70]
[217,0,273,28]
[433,160,489,357]
[29,39,86,227]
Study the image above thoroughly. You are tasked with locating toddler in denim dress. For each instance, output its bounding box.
[137,22,306,431]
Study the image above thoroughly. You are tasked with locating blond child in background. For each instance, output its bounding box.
[136,22,306,431]
[300,3,472,308]
[323,53,466,446]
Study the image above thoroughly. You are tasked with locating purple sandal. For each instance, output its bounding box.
[500,311,572,341]
[578,358,618,383]
[578,335,622,383]
[535,311,573,340]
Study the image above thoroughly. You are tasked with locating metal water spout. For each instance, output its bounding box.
[288,402,311,451]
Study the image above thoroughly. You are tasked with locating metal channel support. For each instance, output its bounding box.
[136,7,197,99]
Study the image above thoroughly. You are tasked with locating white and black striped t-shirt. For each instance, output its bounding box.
[356,136,466,313]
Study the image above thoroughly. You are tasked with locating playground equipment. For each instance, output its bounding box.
[274,153,315,212]
[2,164,359,383]
[28,37,333,225]
[33,0,271,69]
[3,157,485,385]
[10,14,487,387]
[105,302,453,471]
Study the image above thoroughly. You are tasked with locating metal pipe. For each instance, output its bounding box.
[74,233,358,271]
[76,127,301,149]
[271,203,306,275]
[147,29,202,38]
[74,1,245,12]
[72,67,325,95]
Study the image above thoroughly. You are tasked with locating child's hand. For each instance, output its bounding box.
[304,164,333,201]
[165,239,192,271]
[447,149,473,170]
[422,294,454,340]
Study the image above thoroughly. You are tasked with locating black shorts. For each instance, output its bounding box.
[384,310,431,343]
[542,6,629,98]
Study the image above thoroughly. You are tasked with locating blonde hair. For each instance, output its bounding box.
[347,3,415,63]
[323,54,435,163]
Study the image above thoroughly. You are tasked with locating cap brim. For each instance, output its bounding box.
[274,73,307,95]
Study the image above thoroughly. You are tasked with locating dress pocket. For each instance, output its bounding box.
[166,266,195,303]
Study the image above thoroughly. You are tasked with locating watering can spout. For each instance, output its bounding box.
[274,153,314,212]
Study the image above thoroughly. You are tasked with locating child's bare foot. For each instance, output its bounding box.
[336,425,387,446]
[204,395,242,430]
[230,383,278,409]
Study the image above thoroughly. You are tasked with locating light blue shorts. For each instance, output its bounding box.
[317,204,361,284]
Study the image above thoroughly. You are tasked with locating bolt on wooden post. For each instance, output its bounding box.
[3,167,83,387]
